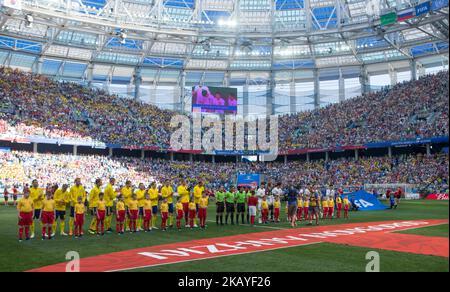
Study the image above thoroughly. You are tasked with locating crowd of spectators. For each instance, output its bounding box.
[279,70,449,150]
[0,67,173,147]
[1,150,448,195]
[1,67,448,151]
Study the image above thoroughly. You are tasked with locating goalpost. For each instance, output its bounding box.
[364,183,420,200]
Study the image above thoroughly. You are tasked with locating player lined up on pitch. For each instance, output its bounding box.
[15,177,395,242]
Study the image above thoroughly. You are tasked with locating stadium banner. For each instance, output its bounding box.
[425,193,449,200]
[397,8,415,21]
[215,150,270,156]
[380,12,397,26]
[365,136,449,148]
[404,193,421,200]
[415,1,431,16]
[431,0,448,11]
[344,190,388,211]
[237,174,260,188]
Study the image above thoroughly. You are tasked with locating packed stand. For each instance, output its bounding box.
[1,150,448,194]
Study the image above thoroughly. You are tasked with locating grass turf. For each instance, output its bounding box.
[0,200,448,272]
[397,224,449,238]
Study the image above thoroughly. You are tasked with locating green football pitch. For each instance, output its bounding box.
[0,200,448,272]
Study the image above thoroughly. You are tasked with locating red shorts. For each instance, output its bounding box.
[303,207,309,214]
[144,209,152,220]
[41,211,55,224]
[337,203,342,210]
[117,210,126,222]
[198,208,207,218]
[189,209,196,219]
[176,210,183,220]
[328,207,334,214]
[75,214,84,226]
[18,212,32,226]
[97,210,106,221]
[161,212,168,221]
[344,205,349,211]
[129,209,138,220]
[323,207,328,214]
[274,208,280,217]
[182,203,189,214]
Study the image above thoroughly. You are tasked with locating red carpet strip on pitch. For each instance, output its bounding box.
[28,219,448,272]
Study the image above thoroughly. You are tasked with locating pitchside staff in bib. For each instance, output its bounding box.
[225,187,236,224]
[235,187,246,225]
[215,186,226,225]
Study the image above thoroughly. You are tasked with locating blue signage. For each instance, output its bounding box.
[343,190,388,211]
[432,0,448,10]
[416,1,431,16]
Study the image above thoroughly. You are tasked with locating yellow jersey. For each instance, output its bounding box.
[69,185,86,207]
[343,198,349,206]
[53,189,69,211]
[176,202,183,211]
[261,201,269,210]
[128,199,138,210]
[89,185,101,208]
[322,200,329,208]
[161,186,174,204]
[30,187,44,209]
[304,199,310,208]
[121,187,133,207]
[328,199,334,208]
[42,198,56,212]
[135,189,146,208]
[143,199,152,210]
[104,183,116,207]
[97,200,106,211]
[160,202,169,213]
[188,202,196,210]
[116,201,125,211]
[177,185,190,203]
[336,197,342,204]
[75,203,85,215]
[148,187,159,207]
[274,201,281,208]
[297,199,303,208]
[193,185,204,204]
[199,197,208,208]
[18,197,33,213]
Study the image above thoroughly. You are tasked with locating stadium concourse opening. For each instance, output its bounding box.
[0,0,449,274]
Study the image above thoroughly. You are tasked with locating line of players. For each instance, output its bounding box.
[15,178,351,242]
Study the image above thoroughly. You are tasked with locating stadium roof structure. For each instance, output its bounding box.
[0,0,448,113]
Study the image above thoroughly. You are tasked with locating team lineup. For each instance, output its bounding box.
[13,178,405,242]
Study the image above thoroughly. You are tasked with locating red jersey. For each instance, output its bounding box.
[248,196,258,206]
[386,189,392,197]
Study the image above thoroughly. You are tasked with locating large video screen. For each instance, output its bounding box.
[192,86,238,114]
